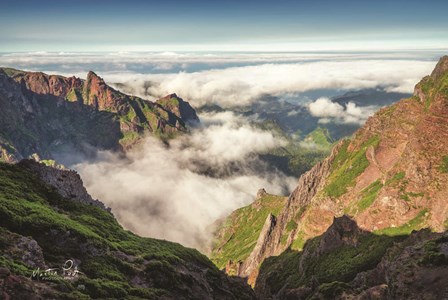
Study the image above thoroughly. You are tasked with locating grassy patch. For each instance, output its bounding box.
[386,171,405,186]
[438,155,448,173]
[324,136,380,198]
[357,180,383,212]
[375,209,429,236]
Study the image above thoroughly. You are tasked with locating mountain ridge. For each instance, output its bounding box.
[0,68,199,163]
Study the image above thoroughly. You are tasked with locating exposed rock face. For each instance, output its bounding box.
[315,215,364,255]
[256,188,268,199]
[18,159,109,211]
[214,56,448,288]
[240,213,277,277]
[156,93,200,124]
[237,143,341,278]
[430,55,448,81]
[0,68,199,163]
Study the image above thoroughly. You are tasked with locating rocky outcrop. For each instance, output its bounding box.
[315,215,364,255]
[240,213,277,277]
[430,55,448,81]
[18,159,109,211]
[156,93,200,124]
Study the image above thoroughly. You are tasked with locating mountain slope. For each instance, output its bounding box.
[212,56,448,290]
[0,160,254,299]
[255,217,447,299]
[0,68,199,163]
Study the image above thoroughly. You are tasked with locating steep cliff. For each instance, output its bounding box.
[0,68,199,163]
[212,56,448,288]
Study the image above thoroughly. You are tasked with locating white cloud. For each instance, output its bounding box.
[308,97,379,125]
[74,112,295,250]
[103,59,433,108]
[309,97,344,118]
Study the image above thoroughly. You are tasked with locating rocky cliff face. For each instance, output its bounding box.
[17,159,109,211]
[213,56,448,289]
[229,143,342,281]
[0,68,199,163]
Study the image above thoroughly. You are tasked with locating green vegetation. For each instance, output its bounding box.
[40,159,58,167]
[317,281,352,298]
[157,96,180,107]
[416,76,435,110]
[119,131,141,147]
[290,230,306,250]
[0,67,25,77]
[324,135,380,198]
[375,209,429,236]
[386,171,405,186]
[0,162,235,298]
[438,155,448,173]
[357,180,383,212]
[420,235,448,266]
[210,194,286,271]
[258,233,399,295]
[304,127,334,149]
[257,123,334,177]
[66,88,81,102]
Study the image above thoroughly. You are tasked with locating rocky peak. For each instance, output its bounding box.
[156,93,200,124]
[256,188,267,199]
[430,55,448,82]
[86,71,103,84]
[316,215,364,255]
[17,159,110,212]
[83,71,122,111]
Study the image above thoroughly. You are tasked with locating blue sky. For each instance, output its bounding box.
[1,0,448,51]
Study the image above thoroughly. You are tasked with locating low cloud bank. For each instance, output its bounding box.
[107,59,433,108]
[74,112,296,250]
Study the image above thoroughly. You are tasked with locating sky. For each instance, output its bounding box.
[1,0,448,52]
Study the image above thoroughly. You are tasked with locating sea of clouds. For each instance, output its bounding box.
[0,51,440,249]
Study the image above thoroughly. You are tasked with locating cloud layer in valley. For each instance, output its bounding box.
[74,112,296,250]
